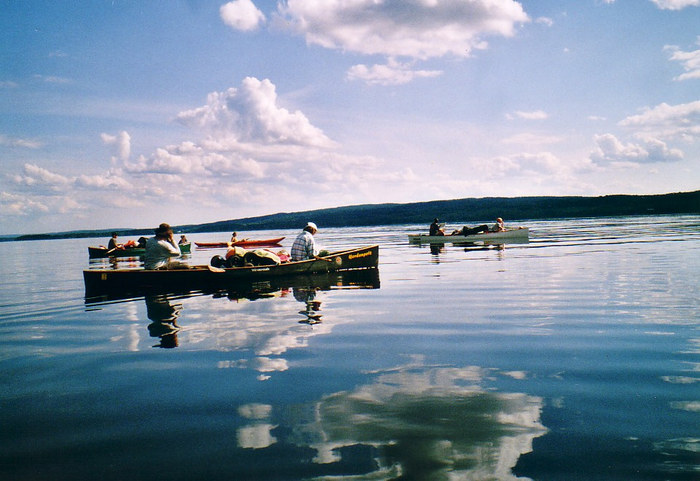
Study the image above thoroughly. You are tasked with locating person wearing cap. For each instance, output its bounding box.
[291,222,319,262]
[491,217,505,232]
[144,223,183,269]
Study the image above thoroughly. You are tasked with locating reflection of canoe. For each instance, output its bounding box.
[86,268,380,305]
[195,237,286,248]
[84,245,379,298]
[88,243,192,258]
[408,228,529,244]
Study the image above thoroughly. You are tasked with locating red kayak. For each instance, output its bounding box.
[195,237,285,248]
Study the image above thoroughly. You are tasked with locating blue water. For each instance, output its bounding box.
[0,216,698,480]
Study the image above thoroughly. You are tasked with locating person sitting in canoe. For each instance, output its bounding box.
[144,223,186,270]
[291,222,320,261]
[429,218,445,236]
[178,235,188,245]
[229,232,249,244]
[491,217,505,232]
[108,232,124,250]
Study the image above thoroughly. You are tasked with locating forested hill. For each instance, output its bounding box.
[10,190,700,241]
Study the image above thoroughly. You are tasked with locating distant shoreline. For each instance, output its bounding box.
[4,190,699,242]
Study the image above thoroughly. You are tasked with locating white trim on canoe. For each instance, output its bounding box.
[408,227,529,243]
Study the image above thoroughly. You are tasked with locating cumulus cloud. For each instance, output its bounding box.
[11,162,135,194]
[176,77,334,148]
[665,37,700,81]
[101,130,131,162]
[220,0,266,31]
[118,76,385,199]
[12,163,71,188]
[650,0,700,9]
[347,59,442,85]
[590,133,683,164]
[276,0,529,60]
[618,100,700,142]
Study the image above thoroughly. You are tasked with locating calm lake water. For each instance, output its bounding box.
[1,216,698,481]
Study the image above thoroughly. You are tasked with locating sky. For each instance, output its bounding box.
[1,0,699,235]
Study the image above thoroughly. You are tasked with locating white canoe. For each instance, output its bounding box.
[408,227,529,244]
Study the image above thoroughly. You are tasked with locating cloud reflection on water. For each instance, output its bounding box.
[280,362,547,480]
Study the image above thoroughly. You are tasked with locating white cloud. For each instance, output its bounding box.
[176,77,334,148]
[618,100,700,142]
[101,130,131,162]
[74,173,133,190]
[535,16,554,27]
[665,37,700,81]
[508,110,549,120]
[650,0,700,9]
[0,191,50,215]
[13,163,71,188]
[277,0,529,60]
[590,133,683,164]
[0,134,42,149]
[220,0,266,31]
[347,59,442,85]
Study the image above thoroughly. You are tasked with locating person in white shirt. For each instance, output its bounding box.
[144,223,183,269]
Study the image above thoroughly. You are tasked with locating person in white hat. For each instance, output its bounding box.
[291,222,319,261]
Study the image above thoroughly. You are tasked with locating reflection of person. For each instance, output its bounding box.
[145,294,181,348]
[108,232,123,250]
[291,222,319,261]
[491,218,505,232]
[294,286,322,323]
[429,218,445,236]
[144,223,184,270]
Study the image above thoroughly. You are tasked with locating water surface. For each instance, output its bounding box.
[1,216,698,480]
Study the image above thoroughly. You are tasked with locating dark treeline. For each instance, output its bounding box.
[9,190,700,242]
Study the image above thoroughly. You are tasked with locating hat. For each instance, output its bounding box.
[305,222,318,231]
[155,223,172,235]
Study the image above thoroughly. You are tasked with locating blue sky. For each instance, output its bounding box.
[1,0,699,235]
